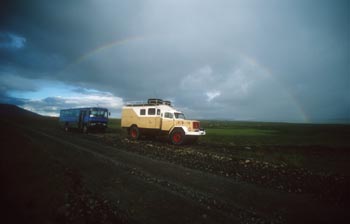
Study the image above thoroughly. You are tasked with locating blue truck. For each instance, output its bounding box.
[59,107,110,133]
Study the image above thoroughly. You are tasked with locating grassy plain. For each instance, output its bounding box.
[108,118,350,146]
[200,120,350,146]
[107,118,350,174]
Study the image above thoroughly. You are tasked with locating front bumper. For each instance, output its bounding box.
[89,122,107,128]
[185,129,206,136]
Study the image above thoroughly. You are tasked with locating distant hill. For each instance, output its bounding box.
[0,104,41,118]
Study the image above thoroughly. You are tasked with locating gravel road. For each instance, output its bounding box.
[1,118,349,224]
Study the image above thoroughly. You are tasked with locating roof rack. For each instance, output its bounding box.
[148,98,163,105]
[125,99,172,107]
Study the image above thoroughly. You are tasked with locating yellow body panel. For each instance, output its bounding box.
[121,105,203,135]
[161,118,174,131]
[121,108,162,129]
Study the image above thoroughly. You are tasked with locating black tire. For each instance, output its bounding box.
[130,125,140,140]
[170,129,185,145]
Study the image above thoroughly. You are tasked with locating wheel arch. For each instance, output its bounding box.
[169,126,187,135]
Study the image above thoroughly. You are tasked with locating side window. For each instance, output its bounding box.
[148,108,156,115]
[164,112,173,119]
[157,109,161,115]
[140,109,146,115]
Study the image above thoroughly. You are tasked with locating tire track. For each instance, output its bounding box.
[24,127,248,223]
[23,126,349,224]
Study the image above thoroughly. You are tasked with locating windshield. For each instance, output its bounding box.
[174,113,185,119]
[90,110,108,118]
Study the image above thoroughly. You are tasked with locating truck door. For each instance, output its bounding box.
[155,108,161,129]
[147,108,159,129]
[79,110,88,128]
[79,110,84,128]
[161,112,174,131]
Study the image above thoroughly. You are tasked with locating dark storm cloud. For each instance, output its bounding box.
[0,0,349,122]
[0,90,26,106]
[0,32,26,49]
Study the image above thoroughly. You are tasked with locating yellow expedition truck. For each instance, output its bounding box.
[121,99,206,145]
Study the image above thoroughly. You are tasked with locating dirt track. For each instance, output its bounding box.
[1,117,349,224]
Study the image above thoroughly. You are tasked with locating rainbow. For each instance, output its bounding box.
[61,35,147,73]
[241,55,309,123]
[62,36,309,123]
[76,36,145,65]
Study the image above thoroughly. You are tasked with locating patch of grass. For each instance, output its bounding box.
[206,128,278,136]
[259,151,306,168]
[108,118,121,129]
[198,120,350,171]
[107,118,122,134]
[202,128,278,145]
[200,120,350,147]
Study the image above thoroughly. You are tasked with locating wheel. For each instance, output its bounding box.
[170,130,185,145]
[130,126,140,140]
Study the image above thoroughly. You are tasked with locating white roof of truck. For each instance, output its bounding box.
[123,104,181,113]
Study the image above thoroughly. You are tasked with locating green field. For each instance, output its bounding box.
[21,115,346,173]
[107,118,350,173]
[108,118,350,147]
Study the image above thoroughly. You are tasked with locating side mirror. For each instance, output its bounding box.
[108,112,111,116]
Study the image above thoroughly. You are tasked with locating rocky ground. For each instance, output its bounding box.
[58,167,129,224]
[91,133,350,207]
[1,108,349,224]
[0,122,130,224]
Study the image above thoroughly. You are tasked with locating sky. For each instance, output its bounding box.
[0,0,349,123]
